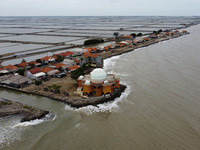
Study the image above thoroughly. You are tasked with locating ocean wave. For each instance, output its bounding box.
[103,55,121,72]
[13,112,55,128]
[64,81,132,115]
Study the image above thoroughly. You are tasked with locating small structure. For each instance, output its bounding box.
[26,68,46,80]
[1,74,32,88]
[62,59,76,67]
[79,53,102,68]
[40,67,59,76]
[77,68,120,97]
[68,65,80,72]
[0,65,18,74]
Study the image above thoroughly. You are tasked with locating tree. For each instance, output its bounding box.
[17,69,25,76]
[21,59,26,63]
[71,67,84,79]
[35,80,42,86]
[36,59,42,63]
[131,33,137,38]
[113,32,119,39]
[57,56,65,62]
[84,39,104,45]
[137,33,142,36]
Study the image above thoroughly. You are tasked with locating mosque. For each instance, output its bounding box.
[77,68,120,97]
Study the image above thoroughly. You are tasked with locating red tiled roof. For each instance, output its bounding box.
[40,67,54,73]
[29,68,41,74]
[74,59,79,63]
[17,62,28,67]
[68,65,79,71]
[54,63,65,69]
[119,35,132,38]
[29,61,40,65]
[83,52,98,58]
[40,56,57,61]
[56,51,73,57]
[0,65,18,70]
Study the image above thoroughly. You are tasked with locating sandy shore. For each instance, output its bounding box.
[0,98,49,122]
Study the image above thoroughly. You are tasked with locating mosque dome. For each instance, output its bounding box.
[104,80,109,85]
[78,75,84,80]
[90,68,107,80]
[85,80,91,85]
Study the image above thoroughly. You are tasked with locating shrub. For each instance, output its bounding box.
[71,67,84,79]
[17,69,25,76]
[35,80,42,86]
[137,33,143,36]
[84,39,104,45]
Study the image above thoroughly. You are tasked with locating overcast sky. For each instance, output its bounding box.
[0,0,199,16]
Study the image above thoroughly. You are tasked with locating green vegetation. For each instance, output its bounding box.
[36,59,42,63]
[23,105,35,111]
[131,33,137,37]
[17,69,25,76]
[137,33,143,37]
[35,80,42,86]
[57,56,65,62]
[21,59,26,63]
[48,84,62,90]
[153,29,163,34]
[71,67,84,79]
[0,101,12,106]
[84,39,104,45]
[113,32,119,39]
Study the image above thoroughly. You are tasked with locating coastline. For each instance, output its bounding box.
[0,98,49,122]
[0,32,189,108]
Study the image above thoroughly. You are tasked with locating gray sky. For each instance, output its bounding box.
[0,0,199,16]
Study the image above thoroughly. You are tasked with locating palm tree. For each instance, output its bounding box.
[113,32,119,39]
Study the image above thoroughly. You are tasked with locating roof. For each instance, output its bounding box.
[17,62,28,67]
[0,65,18,71]
[68,65,79,71]
[54,63,66,69]
[119,35,132,38]
[29,61,40,65]
[74,59,79,63]
[40,56,57,61]
[1,74,31,85]
[56,51,73,57]
[29,68,41,74]
[83,52,98,58]
[40,67,54,73]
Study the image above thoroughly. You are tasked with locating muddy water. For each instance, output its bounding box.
[1,24,200,150]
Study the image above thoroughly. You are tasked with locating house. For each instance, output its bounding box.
[79,53,103,68]
[0,65,18,73]
[40,56,57,64]
[1,74,32,88]
[17,62,28,68]
[62,59,76,67]
[55,51,73,59]
[51,63,68,71]
[40,67,59,76]
[29,61,41,67]
[26,68,46,80]
[68,65,80,72]
[118,35,133,41]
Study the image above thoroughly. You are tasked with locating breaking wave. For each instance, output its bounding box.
[13,112,55,127]
[65,81,132,115]
[0,112,55,149]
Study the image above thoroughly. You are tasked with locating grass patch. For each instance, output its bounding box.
[0,101,12,106]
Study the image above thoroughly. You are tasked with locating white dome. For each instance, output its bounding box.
[90,68,107,80]
[104,80,109,85]
[85,80,91,85]
[78,75,84,80]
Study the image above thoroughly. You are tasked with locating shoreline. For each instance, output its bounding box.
[0,98,49,122]
[0,32,190,108]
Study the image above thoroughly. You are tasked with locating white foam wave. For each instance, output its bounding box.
[103,55,121,72]
[75,123,87,131]
[0,118,23,149]
[13,112,55,128]
[65,81,132,115]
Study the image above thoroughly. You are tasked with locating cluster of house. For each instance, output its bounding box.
[0,48,104,88]
[0,29,188,89]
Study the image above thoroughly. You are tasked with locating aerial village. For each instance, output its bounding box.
[0,29,188,106]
